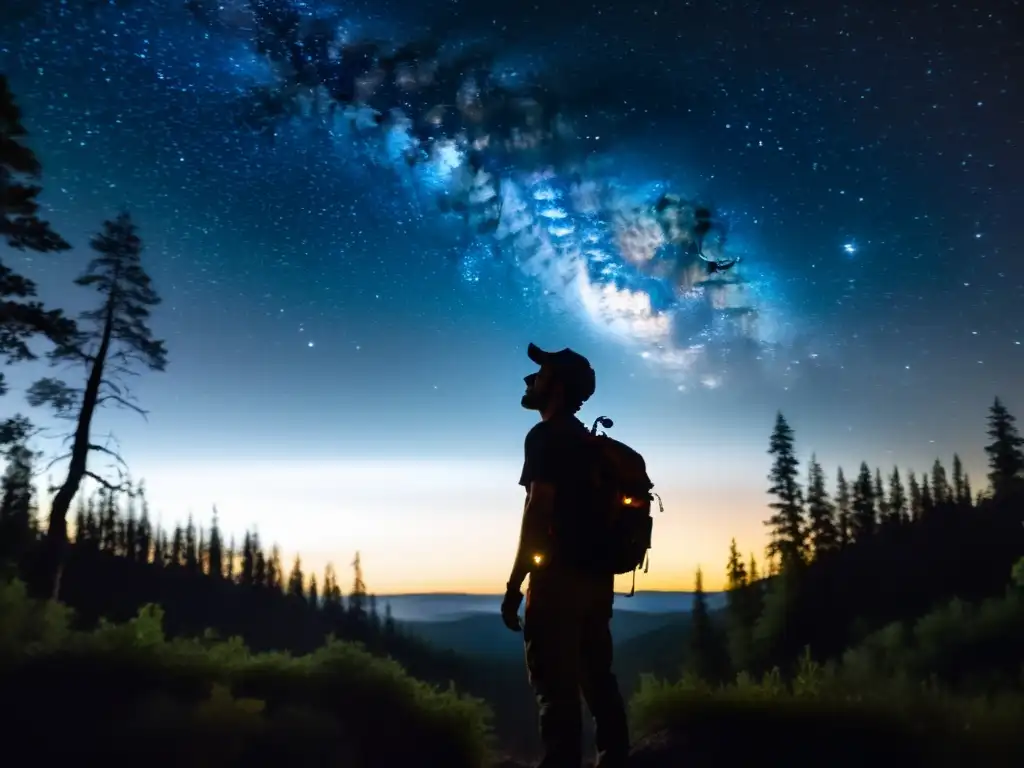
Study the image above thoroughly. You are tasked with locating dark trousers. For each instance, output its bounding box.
[524,564,630,768]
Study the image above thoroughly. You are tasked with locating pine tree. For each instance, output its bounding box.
[726,539,748,592]
[748,554,760,585]
[985,397,1024,496]
[725,539,752,672]
[0,441,36,560]
[931,459,950,506]
[0,75,75,438]
[383,602,396,636]
[72,496,87,546]
[267,545,283,592]
[951,454,966,507]
[307,573,319,607]
[208,509,223,580]
[962,473,973,508]
[29,211,167,597]
[908,471,922,521]
[851,462,875,540]
[684,569,724,684]
[835,467,852,546]
[287,555,305,600]
[764,412,805,571]
[887,467,907,525]
[184,514,198,574]
[123,488,137,562]
[240,532,255,586]
[136,483,152,563]
[745,553,764,631]
[170,525,184,566]
[873,468,888,524]
[920,475,934,514]
[805,455,838,558]
[224,536,236,581]
[253,534,267,587]
[322,563,345,625]
[100,489,118,553]
[197,529,207,576]
[349,551,367,621]
[152,529,166,568]
[83,497,100,551]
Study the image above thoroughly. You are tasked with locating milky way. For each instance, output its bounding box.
[8,0,802,389]
[199,0,795,388]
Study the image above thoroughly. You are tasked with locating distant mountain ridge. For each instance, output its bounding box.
[379,591,726,622]
[400,609,698,660]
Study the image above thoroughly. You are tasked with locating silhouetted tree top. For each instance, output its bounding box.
[0,74,70,254]
[986,397,1024,495]
[851,462,876,541]
[764,412,805,571]
[805,455,838,557]
[835,467,852,546]
[24,211,168,598]
[887,467,908,526]
[1,75,76,438]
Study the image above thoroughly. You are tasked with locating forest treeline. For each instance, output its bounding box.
[680,399,1024,692]
[0,470,473,686]
[621,399,1024,766]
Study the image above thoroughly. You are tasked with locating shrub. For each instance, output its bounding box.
[0,578,494,767]
[841,585,1024,691]
[629,656,1024,767]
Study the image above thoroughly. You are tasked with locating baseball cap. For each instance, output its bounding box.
[527,342,596,403]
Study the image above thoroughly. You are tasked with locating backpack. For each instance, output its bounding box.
[584,416,662,597]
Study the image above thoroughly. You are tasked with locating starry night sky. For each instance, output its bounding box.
[1,0,1021,592]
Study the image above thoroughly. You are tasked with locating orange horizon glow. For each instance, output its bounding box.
[41,455,772,595]
[39,449,987,596]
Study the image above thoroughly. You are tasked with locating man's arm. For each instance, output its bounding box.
[507,480,556,592]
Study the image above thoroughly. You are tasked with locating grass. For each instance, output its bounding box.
[0,577,494,767]
[629,654,1024,767]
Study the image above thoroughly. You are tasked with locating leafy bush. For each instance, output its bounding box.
[1012,556,1024,590]
[841,583,1024,691]
[629,653,1024,767]
[0,578,494,767]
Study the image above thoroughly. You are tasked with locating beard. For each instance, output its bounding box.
[521,387,548,411]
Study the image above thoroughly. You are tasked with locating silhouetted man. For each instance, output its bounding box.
[501,343,630,768]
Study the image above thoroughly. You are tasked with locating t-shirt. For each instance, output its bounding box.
[518,415,603,570]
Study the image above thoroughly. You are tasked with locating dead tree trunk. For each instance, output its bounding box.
[36,301,114,600]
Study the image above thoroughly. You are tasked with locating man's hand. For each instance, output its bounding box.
[500,585,523,632]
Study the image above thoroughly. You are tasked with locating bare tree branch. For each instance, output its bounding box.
[43,450,72,473]
[87,441,130,469]
[83,469,130,494]
[106,360,142,379]
[99,377,125,396]
[96,393,149,419]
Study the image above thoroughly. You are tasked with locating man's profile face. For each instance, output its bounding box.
[521,365,558,411]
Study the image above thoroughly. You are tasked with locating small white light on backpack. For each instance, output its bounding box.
[532,554,544,565]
